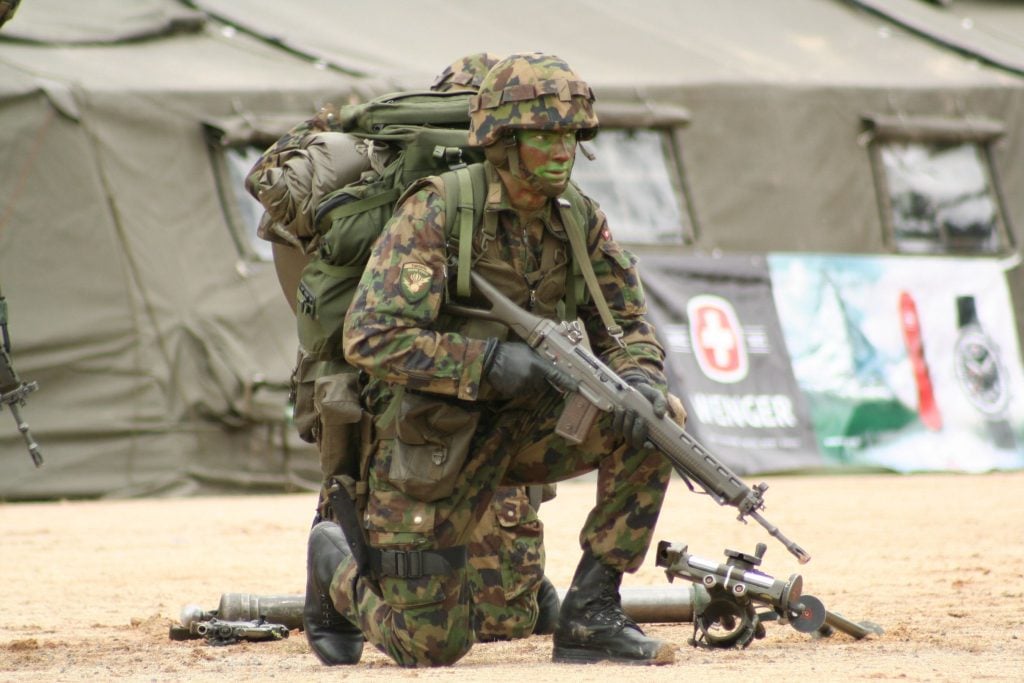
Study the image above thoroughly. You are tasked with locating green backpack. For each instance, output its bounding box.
[295,89,591,364]
[295,89,477,362]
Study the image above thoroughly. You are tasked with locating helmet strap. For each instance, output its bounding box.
[578,140,596,161]
[505,135,521,177]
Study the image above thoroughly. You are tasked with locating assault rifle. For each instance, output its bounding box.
[446,270,811,564]
[0,288,42,467]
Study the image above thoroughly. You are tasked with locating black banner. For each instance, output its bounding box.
[639,253,821,474]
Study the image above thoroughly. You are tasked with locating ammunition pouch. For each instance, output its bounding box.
[388,390,480,502]
[369,545,467,579]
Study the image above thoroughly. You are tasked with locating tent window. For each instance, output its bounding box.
[864,116,1011,255]
[213,145,272,262]
[570,128,691,244]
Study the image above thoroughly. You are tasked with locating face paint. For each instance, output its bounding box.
[515,130,577,197]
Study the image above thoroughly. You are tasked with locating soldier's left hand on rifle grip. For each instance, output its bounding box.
[613,371,667,448]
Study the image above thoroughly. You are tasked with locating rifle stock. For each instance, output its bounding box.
[446,270,810,564]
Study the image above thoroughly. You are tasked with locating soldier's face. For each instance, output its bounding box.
[515,130,577,196]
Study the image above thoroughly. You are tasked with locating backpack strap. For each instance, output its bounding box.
[434,164,615,345]
[440,164,487,299]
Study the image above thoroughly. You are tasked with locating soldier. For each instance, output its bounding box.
[0,0,19,29]
[308,52,678,666]
[244,53,561,659]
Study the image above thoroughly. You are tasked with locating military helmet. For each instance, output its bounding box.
[430,52,502,93]
[468,52,599,147]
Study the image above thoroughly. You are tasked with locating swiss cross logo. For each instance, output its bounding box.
[687,295,748,384]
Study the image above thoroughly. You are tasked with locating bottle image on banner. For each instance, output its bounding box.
[898,291,942,431]
[953,295,1016,449]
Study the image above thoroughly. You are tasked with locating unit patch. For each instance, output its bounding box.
[400,262,434,302]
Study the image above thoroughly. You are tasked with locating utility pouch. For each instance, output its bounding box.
[314,370,364,481]
[295,182,391,361]
[389,391,480,502]
[291,348,320,443]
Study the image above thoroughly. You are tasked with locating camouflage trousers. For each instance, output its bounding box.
[310,370,544,643]
[466,485,546,641]
[328,389,671,667]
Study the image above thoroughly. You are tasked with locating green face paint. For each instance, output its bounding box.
[515,130,577,196]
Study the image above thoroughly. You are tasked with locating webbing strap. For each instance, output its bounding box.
[557,198,625,349]
[456,167,475,298]
[369,545,467,579]
[317,188,401,231]
[313,261,366,279]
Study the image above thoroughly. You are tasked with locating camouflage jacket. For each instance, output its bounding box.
[342,162,666,403]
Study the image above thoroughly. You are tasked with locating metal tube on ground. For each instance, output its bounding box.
[215,585,701,630]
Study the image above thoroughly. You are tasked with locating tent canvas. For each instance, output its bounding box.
[0,0,372,498]
[4,0,1024,499]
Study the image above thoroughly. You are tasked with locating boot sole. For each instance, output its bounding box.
[552,643,675,666]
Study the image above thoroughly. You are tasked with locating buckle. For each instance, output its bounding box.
[382,549,424,579]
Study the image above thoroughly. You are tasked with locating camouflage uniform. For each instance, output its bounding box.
[246,54,554,642]
[332,145,672,665]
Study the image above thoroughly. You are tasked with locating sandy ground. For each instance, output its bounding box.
[1,470,1022,682]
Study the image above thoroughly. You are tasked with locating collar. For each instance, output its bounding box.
[482,161,567,238]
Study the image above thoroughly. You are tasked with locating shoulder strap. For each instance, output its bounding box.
[440,164,487,299]
[433,166,617,343]
[557,188,626,350]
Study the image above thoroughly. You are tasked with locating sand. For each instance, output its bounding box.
[2,470,1022,682]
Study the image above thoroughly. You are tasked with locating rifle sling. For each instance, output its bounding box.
[326,479,372,577]
[556,198,625,349]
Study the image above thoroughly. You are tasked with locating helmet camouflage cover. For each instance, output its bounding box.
[431,52,502,93]
[468,52,599,147]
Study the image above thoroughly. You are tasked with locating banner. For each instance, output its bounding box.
[768,254,1024,472]
[640,253,821,474]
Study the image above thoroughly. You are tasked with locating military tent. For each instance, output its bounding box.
[3,0,1024,500]
[182,0,1024,473]
[0,0,386,499]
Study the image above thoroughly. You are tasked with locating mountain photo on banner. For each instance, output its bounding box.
[768,254,1024,473]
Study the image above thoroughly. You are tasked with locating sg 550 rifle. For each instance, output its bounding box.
[446,270,810,564]
[0,287,42,467]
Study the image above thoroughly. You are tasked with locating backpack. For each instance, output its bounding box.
[295,89,474,362]
[294,89,591,364]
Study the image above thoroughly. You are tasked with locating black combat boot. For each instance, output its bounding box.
[552,552,675,665]
[532,575,561,635]
[303,521,364,665]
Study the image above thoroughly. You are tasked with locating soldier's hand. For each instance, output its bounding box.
[484,341,578,399]
[613,372,667,448]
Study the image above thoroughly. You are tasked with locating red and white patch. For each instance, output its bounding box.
[601,228,612,241]
[687,295,748,384]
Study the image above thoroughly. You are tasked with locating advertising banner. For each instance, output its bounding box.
[768,254,1024,472]
[640,253,821,474]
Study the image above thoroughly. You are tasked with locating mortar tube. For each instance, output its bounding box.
[215,584,703,630]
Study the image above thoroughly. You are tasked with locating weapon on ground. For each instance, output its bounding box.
[656,541,883,649]
[183,588,705,634]
[444,270,810,564]
[168,603,290,646]
[0,289,42,467]
[197,580,879,650]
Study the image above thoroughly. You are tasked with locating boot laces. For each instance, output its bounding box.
[587,583,640,631]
